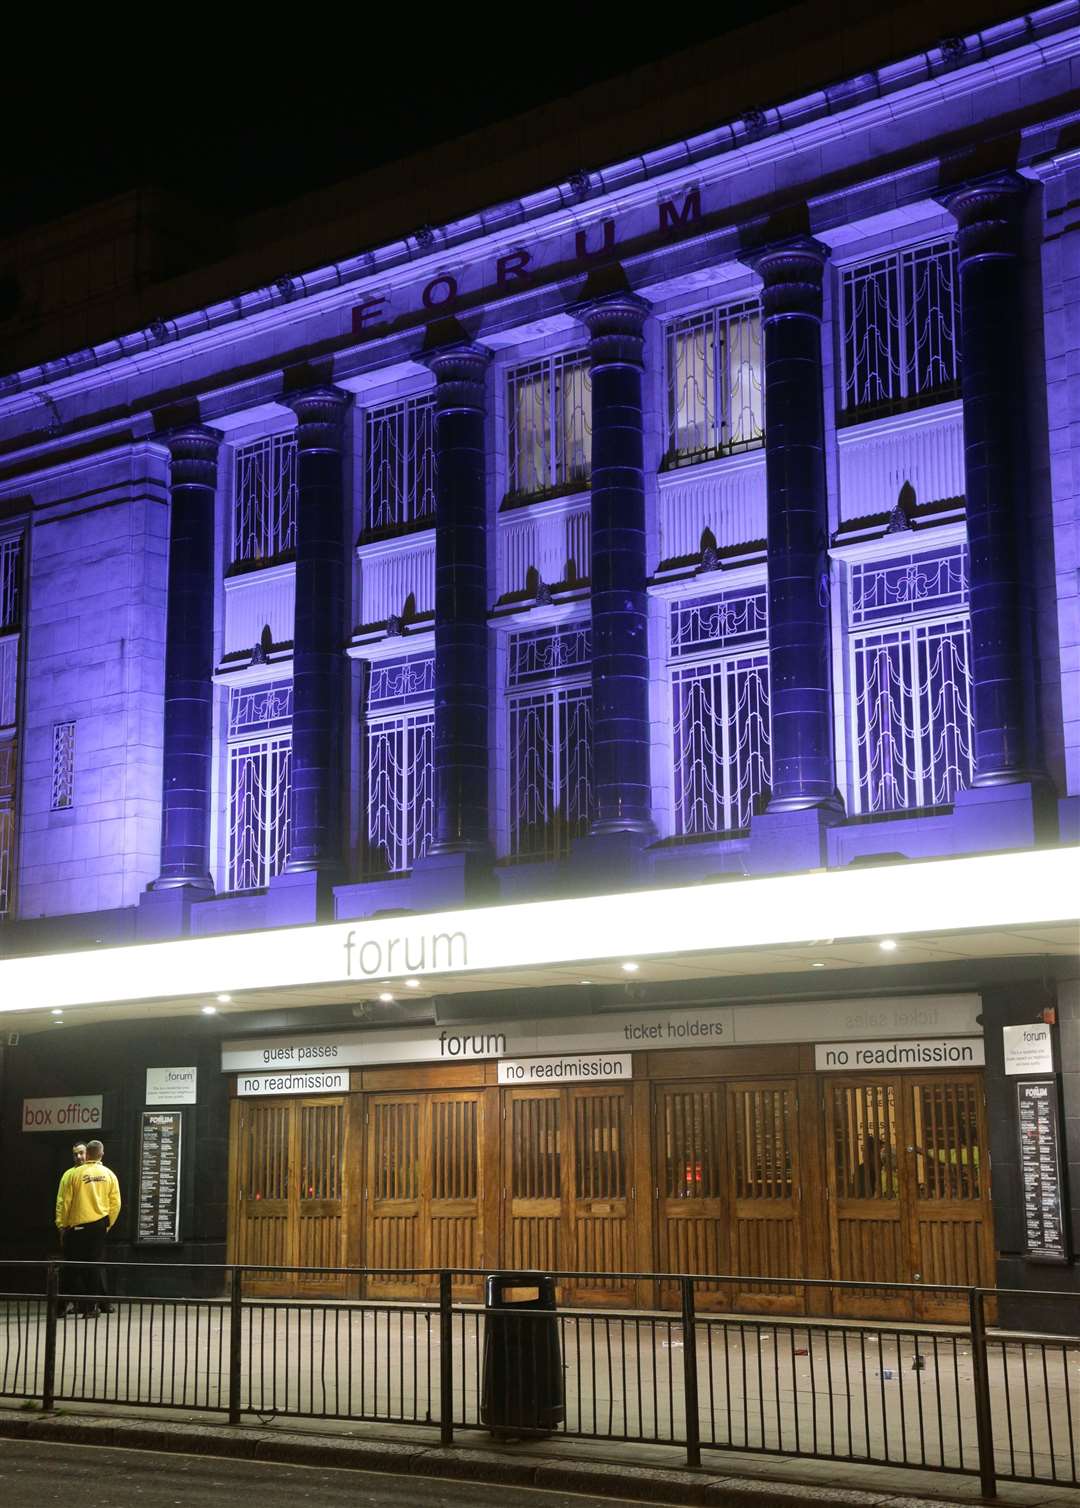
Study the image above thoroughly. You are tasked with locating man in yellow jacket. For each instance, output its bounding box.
[55,1139,121,1317]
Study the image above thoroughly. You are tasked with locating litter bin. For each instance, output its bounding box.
[480,1271,565,1436]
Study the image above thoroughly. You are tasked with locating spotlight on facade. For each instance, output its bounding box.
[201,1005,218,1015]
[378,991,394,1003]
[50,1008,63,1015]
[217,993,232,1003]
[621,961,639,973]
[879,939,898,952]
[404,978,420,989]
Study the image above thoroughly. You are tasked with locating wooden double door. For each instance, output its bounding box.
[653,1078,805,1313]
[232,1096,349,1296]
[825,1072,995,1320]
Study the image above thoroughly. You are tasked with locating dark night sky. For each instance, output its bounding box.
[2,9,800,237]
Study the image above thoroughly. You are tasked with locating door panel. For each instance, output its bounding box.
[729,1082,803,1313]
[570,1088,632,1304]
[909,1075,994,1320]
[826,1080,910,1318]
[655,1083,729,1309]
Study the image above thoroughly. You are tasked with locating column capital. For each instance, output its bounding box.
[575,292,651,373]
[939,171,1029,257]
[742,236,829,320]
[162,425,222,488]
[283,386,350,448]
[422,341,493,412]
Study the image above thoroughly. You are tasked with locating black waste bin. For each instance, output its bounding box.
[480,1271,565,1436]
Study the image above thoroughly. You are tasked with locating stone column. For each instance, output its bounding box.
[943,173,1044,791]
[744,238,840,872]
[282,386,350,879]
[151,426,221,893]
[425,343,493,857]
[578,292,653,842]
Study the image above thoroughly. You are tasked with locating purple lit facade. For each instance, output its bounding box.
[0,8,1078,1321]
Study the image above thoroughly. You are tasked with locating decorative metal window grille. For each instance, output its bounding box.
[365,710,434,877]
[508,624,592,686]
[506,352,592,501]
[849,549,973,814]
[367,653,435,711]
[363,653,434,877]
[233,434,298,566]
[364,394,437,533]
[227,680,293,737]
[850,546,968,626]
[840,240,960,418]
[664,300,764,468]
[0,537,22,631]
[508,685,593,860]
[669,587,770,836]
[0,637,17,729]
[670,587,768,657]
[226,681,292,891]
[0,803,13,919]
[51,721,75,811]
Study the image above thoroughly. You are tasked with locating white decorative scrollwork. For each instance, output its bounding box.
[233,435,298,567]
[364,394,437,533]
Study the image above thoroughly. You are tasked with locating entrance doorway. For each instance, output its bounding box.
[653,1078,804,1312]
[364,1090,486,1300]
[504,1085,635,1305]
[825,1073,994,1321]
[231,1096,348,1296]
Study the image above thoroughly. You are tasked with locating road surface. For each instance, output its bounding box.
[0,1437,666,1507]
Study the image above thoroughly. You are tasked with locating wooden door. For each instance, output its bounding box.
[826,1079,911,1318]
[366,1094,422,1295]
[654,1082,729,1309]
[908,1074,994,1321]
[504,1085,634,1306]
[654,1079,805,1313]
[232,1096,348,1296]
[568,1087,634,1305]
[825,1073,994,1321]
[728,1081,804,1313]
[365,1090,484,1300]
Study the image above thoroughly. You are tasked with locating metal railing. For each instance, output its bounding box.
[1,1262,1077,1497]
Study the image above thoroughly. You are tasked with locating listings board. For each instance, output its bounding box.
[1016,1080,1070,1263]
[136,1110,182,1245]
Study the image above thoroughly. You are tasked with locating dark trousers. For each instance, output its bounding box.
[64,1217,109,1312]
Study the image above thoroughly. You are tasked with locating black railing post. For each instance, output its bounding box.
[439,1269,454,1445]
[969,1287,997,1498]
[228,1267,243,1426]
[42,1262,58,1412]
[681,1276,701,1468]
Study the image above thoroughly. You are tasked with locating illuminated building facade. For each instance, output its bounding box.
[0,4,1078,1323]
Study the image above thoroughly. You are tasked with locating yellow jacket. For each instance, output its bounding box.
[55,1160,121,1230]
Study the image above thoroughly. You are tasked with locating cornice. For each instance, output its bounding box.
[0,6,1076,430]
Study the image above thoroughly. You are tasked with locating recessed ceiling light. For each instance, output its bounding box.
[378,992,394,1003]
[201,1005,218,1015]
[811,962,826,969]
[216,993,232,1004]
[404,978,420,990]
[879,939,898,952]
[51,1008,63,1016]
[580,980,592,986]
[621,961,639,974]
